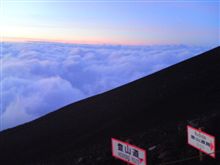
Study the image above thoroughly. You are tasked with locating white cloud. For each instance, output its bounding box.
[1,42,213,130]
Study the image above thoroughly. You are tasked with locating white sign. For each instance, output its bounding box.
[187,125,216,158]
[111,138,147,165]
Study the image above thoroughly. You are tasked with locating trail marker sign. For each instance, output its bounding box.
[111,138,147,165]
[187,125,216,158]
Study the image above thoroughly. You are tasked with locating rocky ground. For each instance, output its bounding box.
[0,47,219,165]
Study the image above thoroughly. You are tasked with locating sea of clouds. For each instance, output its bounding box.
[0,42,213,130]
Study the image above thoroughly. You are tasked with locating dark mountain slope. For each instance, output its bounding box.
[0,46,220,165]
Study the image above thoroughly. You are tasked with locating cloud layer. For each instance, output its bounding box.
[1,42,212,130]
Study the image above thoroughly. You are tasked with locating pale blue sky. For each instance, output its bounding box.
[1,0,219,45]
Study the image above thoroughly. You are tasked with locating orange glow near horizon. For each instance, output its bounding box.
[2,36,164,46]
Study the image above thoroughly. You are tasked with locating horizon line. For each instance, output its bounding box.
[1,37,213,47]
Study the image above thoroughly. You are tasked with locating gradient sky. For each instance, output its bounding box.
[1,0,219,45]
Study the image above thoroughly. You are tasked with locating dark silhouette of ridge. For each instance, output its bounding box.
[0,46,219,165]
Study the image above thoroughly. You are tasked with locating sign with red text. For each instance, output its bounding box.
[187,125,216,158]
[112,138,147,165]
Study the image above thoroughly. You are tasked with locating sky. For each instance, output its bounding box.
[1,0,219,45]
[0,1,219,130]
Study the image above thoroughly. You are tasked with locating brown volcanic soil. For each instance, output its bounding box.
[0,47,219,165]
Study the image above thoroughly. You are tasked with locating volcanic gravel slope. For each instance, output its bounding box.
[0,46,219,165]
